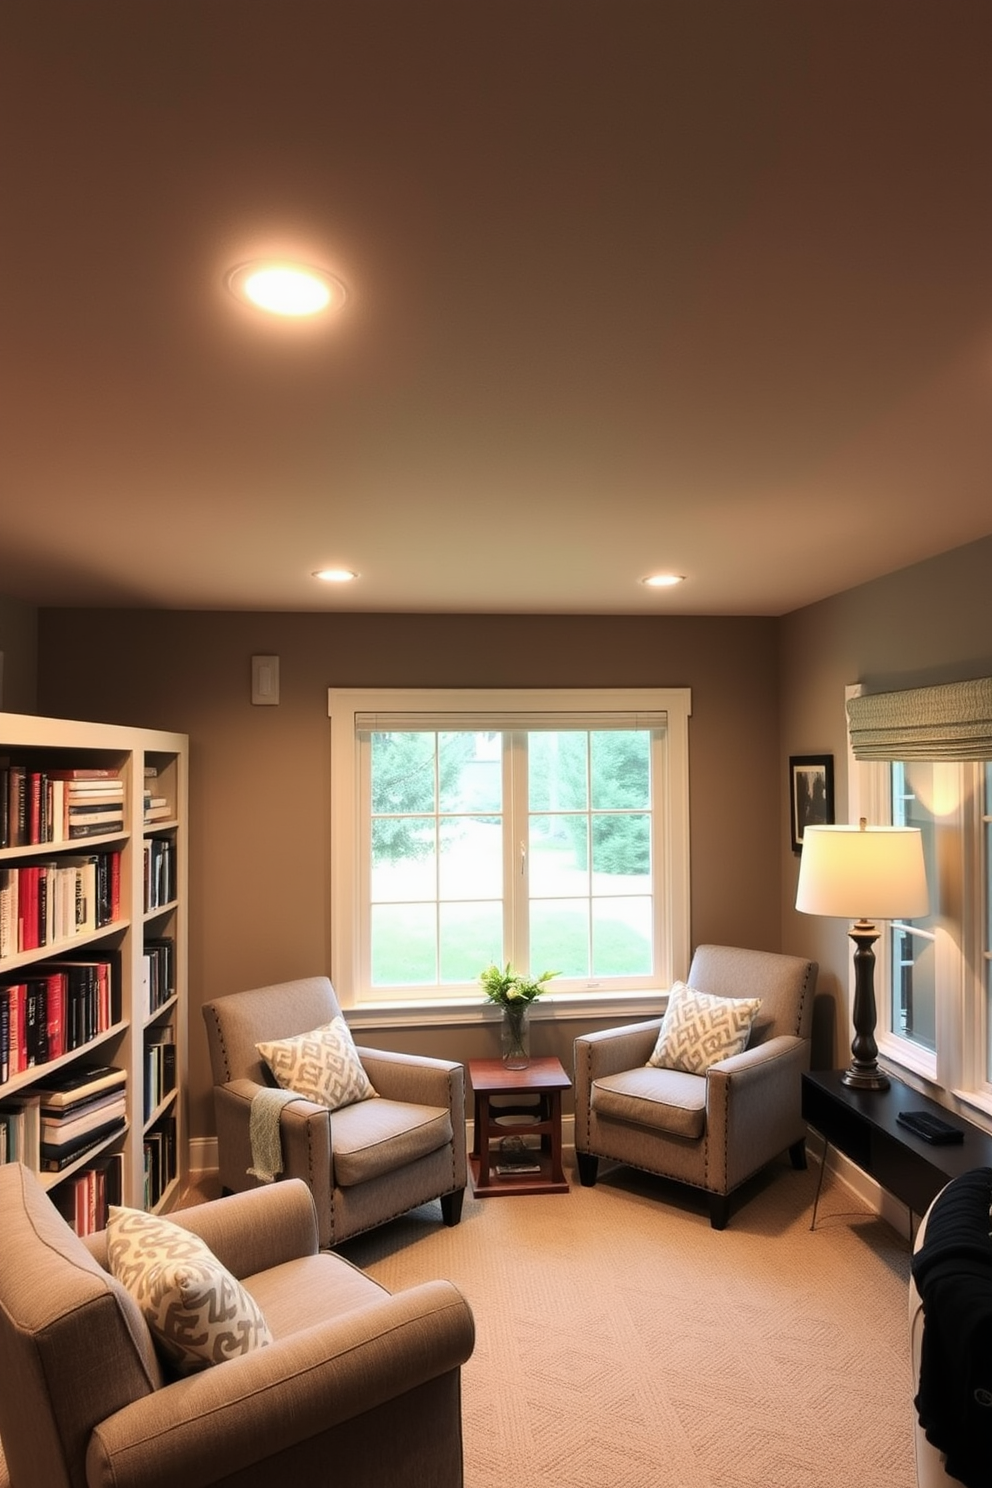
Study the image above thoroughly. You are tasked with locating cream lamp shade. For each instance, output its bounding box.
[795,822,929,925]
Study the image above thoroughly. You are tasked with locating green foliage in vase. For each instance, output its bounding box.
[479,962,559,1007]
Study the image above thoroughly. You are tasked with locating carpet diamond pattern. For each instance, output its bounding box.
[342,1159,916,1487]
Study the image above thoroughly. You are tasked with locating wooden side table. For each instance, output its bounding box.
[469,1056,571,1196]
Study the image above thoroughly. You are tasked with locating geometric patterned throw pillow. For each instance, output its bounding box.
[106,1207,272,1375]
[256,1015,378,1113]
[646,981,762,1075]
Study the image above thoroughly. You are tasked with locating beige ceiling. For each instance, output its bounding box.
[2,1,990,615]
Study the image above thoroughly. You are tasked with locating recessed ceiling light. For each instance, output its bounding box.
[313,568,359,583]
[640,573,685,588]
[227,261,347,317]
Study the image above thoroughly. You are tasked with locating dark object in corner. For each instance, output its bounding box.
[911,1166,992,1488]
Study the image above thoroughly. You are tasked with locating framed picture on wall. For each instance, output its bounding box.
[790,754,834,854]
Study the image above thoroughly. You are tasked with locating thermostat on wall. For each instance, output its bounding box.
[251,654,280,705]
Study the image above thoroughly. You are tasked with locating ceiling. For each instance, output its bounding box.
[2,1,990,616]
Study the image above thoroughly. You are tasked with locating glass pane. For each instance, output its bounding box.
[438,731,502,813]
[439,816,503,899]
[890,925,936,1053]
[889,760,939,1051]
[592,897,652,976]
[592,813,650,889]
[530,899,589,978]
[590,730,650,810]
[371,903,436,985]
[439,901,503,982]
[529,814,588,895]
[371,732,435,813]
[528,731,588,812]
[371,816,436,902]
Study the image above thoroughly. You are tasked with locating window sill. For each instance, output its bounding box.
[344,989,667,1031]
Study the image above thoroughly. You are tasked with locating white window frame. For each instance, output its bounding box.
[328,686,691,1023]
[847,685,992,1116]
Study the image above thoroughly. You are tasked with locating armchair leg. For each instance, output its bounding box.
[576,1151,599,1187]
[440,1188,464,1227]
[709,1193,730,1230]
[789,1139,808,1170]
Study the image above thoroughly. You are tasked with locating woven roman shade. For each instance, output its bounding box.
[847,677,992,761]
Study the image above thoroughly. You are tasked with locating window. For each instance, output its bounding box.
[852,743,992,1111]
[328,688,691,1009]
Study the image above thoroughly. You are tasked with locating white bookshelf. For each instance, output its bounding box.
[0,712,187,1224]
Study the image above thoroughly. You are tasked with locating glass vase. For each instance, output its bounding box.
[501,1003,530,1069]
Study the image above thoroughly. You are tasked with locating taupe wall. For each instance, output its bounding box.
[0,596,37,714]
[779,533,992,1086]
[38,610,781,1140]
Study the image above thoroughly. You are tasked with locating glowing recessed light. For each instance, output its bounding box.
[640,573,685,588]
[313,568,359,583]
[227,261,347,317]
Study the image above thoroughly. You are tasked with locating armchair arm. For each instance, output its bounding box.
[704,1034,810,1191]
[213,1080,333,1226]
[575,1019,663,1082]
[86,1280,475,1488]
[355,1047,465,1111]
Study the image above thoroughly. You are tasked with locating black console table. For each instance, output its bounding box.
[801,1068,992,1231]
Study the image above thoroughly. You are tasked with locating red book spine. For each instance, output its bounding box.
[46,972,67,1060]
[18,867,40,952]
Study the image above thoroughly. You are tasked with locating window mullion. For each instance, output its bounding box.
[505,731,529,970]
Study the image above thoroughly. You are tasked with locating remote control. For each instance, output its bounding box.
[896,1109,964,1145]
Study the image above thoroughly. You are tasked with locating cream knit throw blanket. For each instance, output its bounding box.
[247,1086,300,1182]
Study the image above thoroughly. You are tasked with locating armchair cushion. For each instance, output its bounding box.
[646,980,762,1074]
[107,1207,272,1376]
[257,1015,378,1113]
[330,1097,454,1187]
[592,1066,706,1139]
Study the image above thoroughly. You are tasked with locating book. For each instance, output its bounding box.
[46,768,120,781]
[68,819,125,840]
[40,1116,127,1171]
[41,1092,127,1144]
[0,1092,42,1170]
[31,1063,126,1109]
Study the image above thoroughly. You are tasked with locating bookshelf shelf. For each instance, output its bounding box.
[0,712,187,1230]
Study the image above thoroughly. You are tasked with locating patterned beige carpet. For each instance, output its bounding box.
[339,1157,917,1488]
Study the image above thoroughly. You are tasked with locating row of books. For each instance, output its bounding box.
[144,1031,176,1122]
[0,955,121,1083]
[1,765,125,848]
[144,837,176,912]
[51,1153,123,1236]
[143,937,176,1017]
[0,849,121,959]
[1,1064,128,1173]
[144,1114,176,1208]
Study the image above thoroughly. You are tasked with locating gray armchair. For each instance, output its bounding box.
[573,944,818,1228]
[203,975,467,1248]
[0,1164,474,1488]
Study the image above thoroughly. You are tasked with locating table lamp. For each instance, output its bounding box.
[795,818,929,1091]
